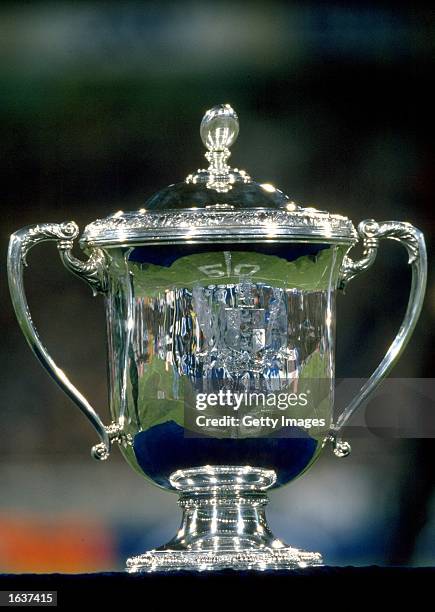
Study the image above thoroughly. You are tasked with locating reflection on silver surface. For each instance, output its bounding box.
[7,104,427,572]
[105,245,339,488]
[186,103,251,192]
[7,222,112,458]
[127,466,323,572]
[333,219,427,451]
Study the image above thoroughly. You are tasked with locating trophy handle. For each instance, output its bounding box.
[7,222,115,461]
[330,219,427,457]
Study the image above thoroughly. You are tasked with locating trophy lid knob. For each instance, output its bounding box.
[200,104,239,152]
[186,103,248,193]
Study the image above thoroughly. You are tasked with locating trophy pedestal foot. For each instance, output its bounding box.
[126,547,323,572]
[126,466,323,572]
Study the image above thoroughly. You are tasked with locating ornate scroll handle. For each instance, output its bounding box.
[7,221,115,460]
[59,246,108,296]
[330,219,427,457]
[338,219,380,290]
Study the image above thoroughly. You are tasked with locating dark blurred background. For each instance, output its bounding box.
[1,1,434,571]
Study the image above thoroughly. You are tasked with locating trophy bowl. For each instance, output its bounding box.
[8,105,427,572]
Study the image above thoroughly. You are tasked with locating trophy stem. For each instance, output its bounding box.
[126,466,323,572]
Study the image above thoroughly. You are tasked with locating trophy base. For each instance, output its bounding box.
[126,466,323,573]
[126,547,323,572]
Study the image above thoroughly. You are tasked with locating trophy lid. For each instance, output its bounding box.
[81,104,357,247]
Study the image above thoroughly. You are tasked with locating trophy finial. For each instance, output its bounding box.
[186,103,249,192]
[200,104,239,152]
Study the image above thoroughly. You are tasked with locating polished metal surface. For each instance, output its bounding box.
[104,243,342,490]
[7,103,428,572]
[331,219,427,449]
[186,103,251,192]
[81,207,357,248]
[126,466,323,572]
[60,245,108,296]
[7,222,112,459]
[79,105,357,248]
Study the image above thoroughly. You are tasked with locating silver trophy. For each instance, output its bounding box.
[8,105,427,572]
